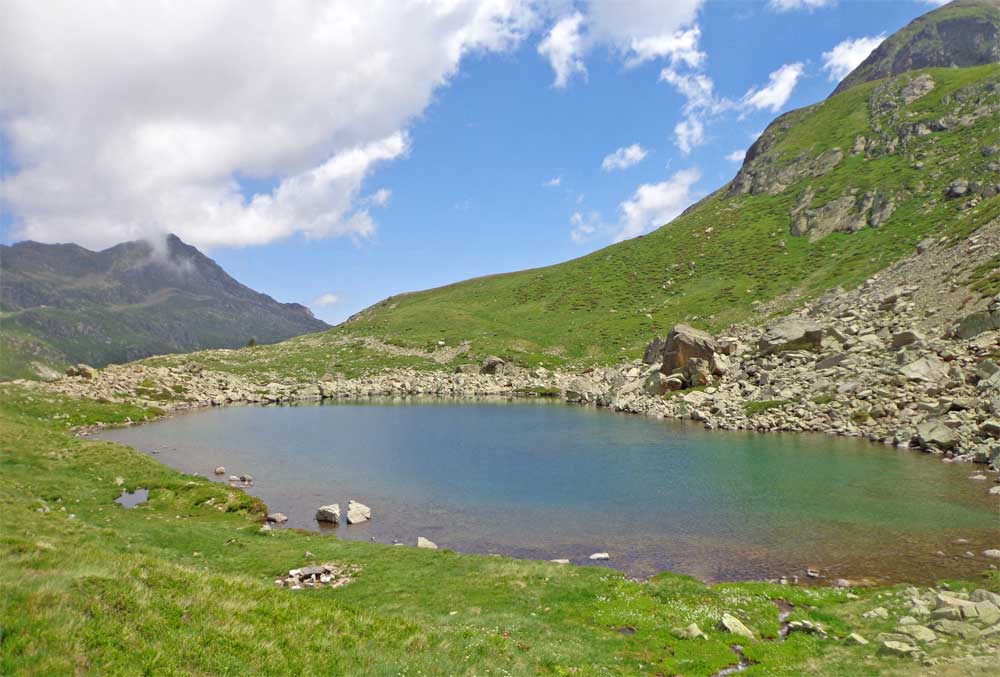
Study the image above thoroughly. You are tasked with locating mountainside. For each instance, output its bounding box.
[833,0,1000,95]
[320,63,999,371]
[0,234,328,379]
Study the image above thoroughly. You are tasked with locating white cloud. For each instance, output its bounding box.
[741,62,804,113]
[0,0,538,249]
[601,144,648,171]
[673,117,705,155]
[821,34,885,82]
[768,0,836,11]
[569,210,603,243]
[539,1,705,86]
[538,12,587,88]
[614,168,700,242]
[544,176,562,187]
[725,149,746,162]
[313,293,341,307]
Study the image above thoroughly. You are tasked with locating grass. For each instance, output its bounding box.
[3,383,998,674]
[745,400,789,417]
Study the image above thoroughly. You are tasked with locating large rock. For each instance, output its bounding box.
[683,358,713,387]
[642,336,666,364]
[758,319,823,354]
[915,420,959,450]
[657,325,719,375]
[346,500,371,524]
[315,503,340,524]
[900,355,949,383]
[480,356,507,375]
[953,307,1000,339]
[718,613,755,640]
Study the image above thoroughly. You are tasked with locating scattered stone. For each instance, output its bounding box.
[984,549,1000,559]
[878,640,917,657]
[896,624,936,643]
[929,619,980,640]
[845,632,868,646]
[863,607,890,620]
[275,562,358,590]
[758,319,824,354]
[675,623,707,640]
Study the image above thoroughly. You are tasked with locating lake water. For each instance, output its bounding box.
[98,399,999,582]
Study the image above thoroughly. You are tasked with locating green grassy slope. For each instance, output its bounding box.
[3,385,997,674]
[225,64,997,377]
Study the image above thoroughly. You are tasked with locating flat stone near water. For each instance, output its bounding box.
[589,552,610,561]
[315,503,340,524]
[416,536,437,549]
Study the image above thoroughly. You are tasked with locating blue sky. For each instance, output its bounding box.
[0,0,945,323]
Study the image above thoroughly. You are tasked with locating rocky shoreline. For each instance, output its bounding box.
[17,227,1000,490]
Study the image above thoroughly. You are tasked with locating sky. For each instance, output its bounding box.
[0,0,950,323]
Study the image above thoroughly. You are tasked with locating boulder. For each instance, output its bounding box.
[896,624,936,643]
[642,372,671,396]
[68,363,97,379]
[953,308,1000,339]
[945,179,968,198]
[900,356,949,383]
[758,319,823,354]
[979,420,1000,438]
[658,325,719,374]
[416,536,438,549]
[346,500,371,524]
[891,330,924,350]
[315,504,340,524]
[266,513,288,524]
[710,352,731,376]
[915,420,959,450]
[683,358,713,387]
[642,336,666,364]
[718,613,755,640]
[929,619,980,640]
[878,640,916,657]
[213,466,226,475]
[480,356,507,375]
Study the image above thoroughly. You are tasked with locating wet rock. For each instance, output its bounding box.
[315,503,340,524]
[345,500,371,524]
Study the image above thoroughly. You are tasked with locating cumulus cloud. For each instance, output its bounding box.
[601,144,648,171]
[544,176,562,187]
[538,0,705,87]
[0,0,538,249]
[725,149,746,162]
[313,293,341,307]
[538,12,587,88]
[614,168,700,242]
[768,0,836,11]
[742,62,804,113]
[821,34,885,82]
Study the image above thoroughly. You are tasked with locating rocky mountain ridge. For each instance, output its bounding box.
[0,234,328,379]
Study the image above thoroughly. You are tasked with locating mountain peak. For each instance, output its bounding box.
[832,0,1000,96]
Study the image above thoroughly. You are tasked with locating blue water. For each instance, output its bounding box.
[98,399,998,582]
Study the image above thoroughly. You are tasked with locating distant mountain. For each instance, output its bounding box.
[0,234,328,379]
[833,0,1000,95]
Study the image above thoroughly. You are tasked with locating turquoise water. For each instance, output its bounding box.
[98,399,998,582]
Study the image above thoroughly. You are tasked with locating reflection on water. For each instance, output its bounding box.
[115,487,149,509]
[98,399,998,582]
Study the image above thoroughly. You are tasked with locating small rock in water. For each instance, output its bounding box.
[806,568,820,578]
[266,513,288,524]
[228,475,239,482]
[417,536,437,549]
[346,500,371,524]
[550,559,570,564]
[589,552,610,561]
[315,504,340,524]
[214,466,225,475]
